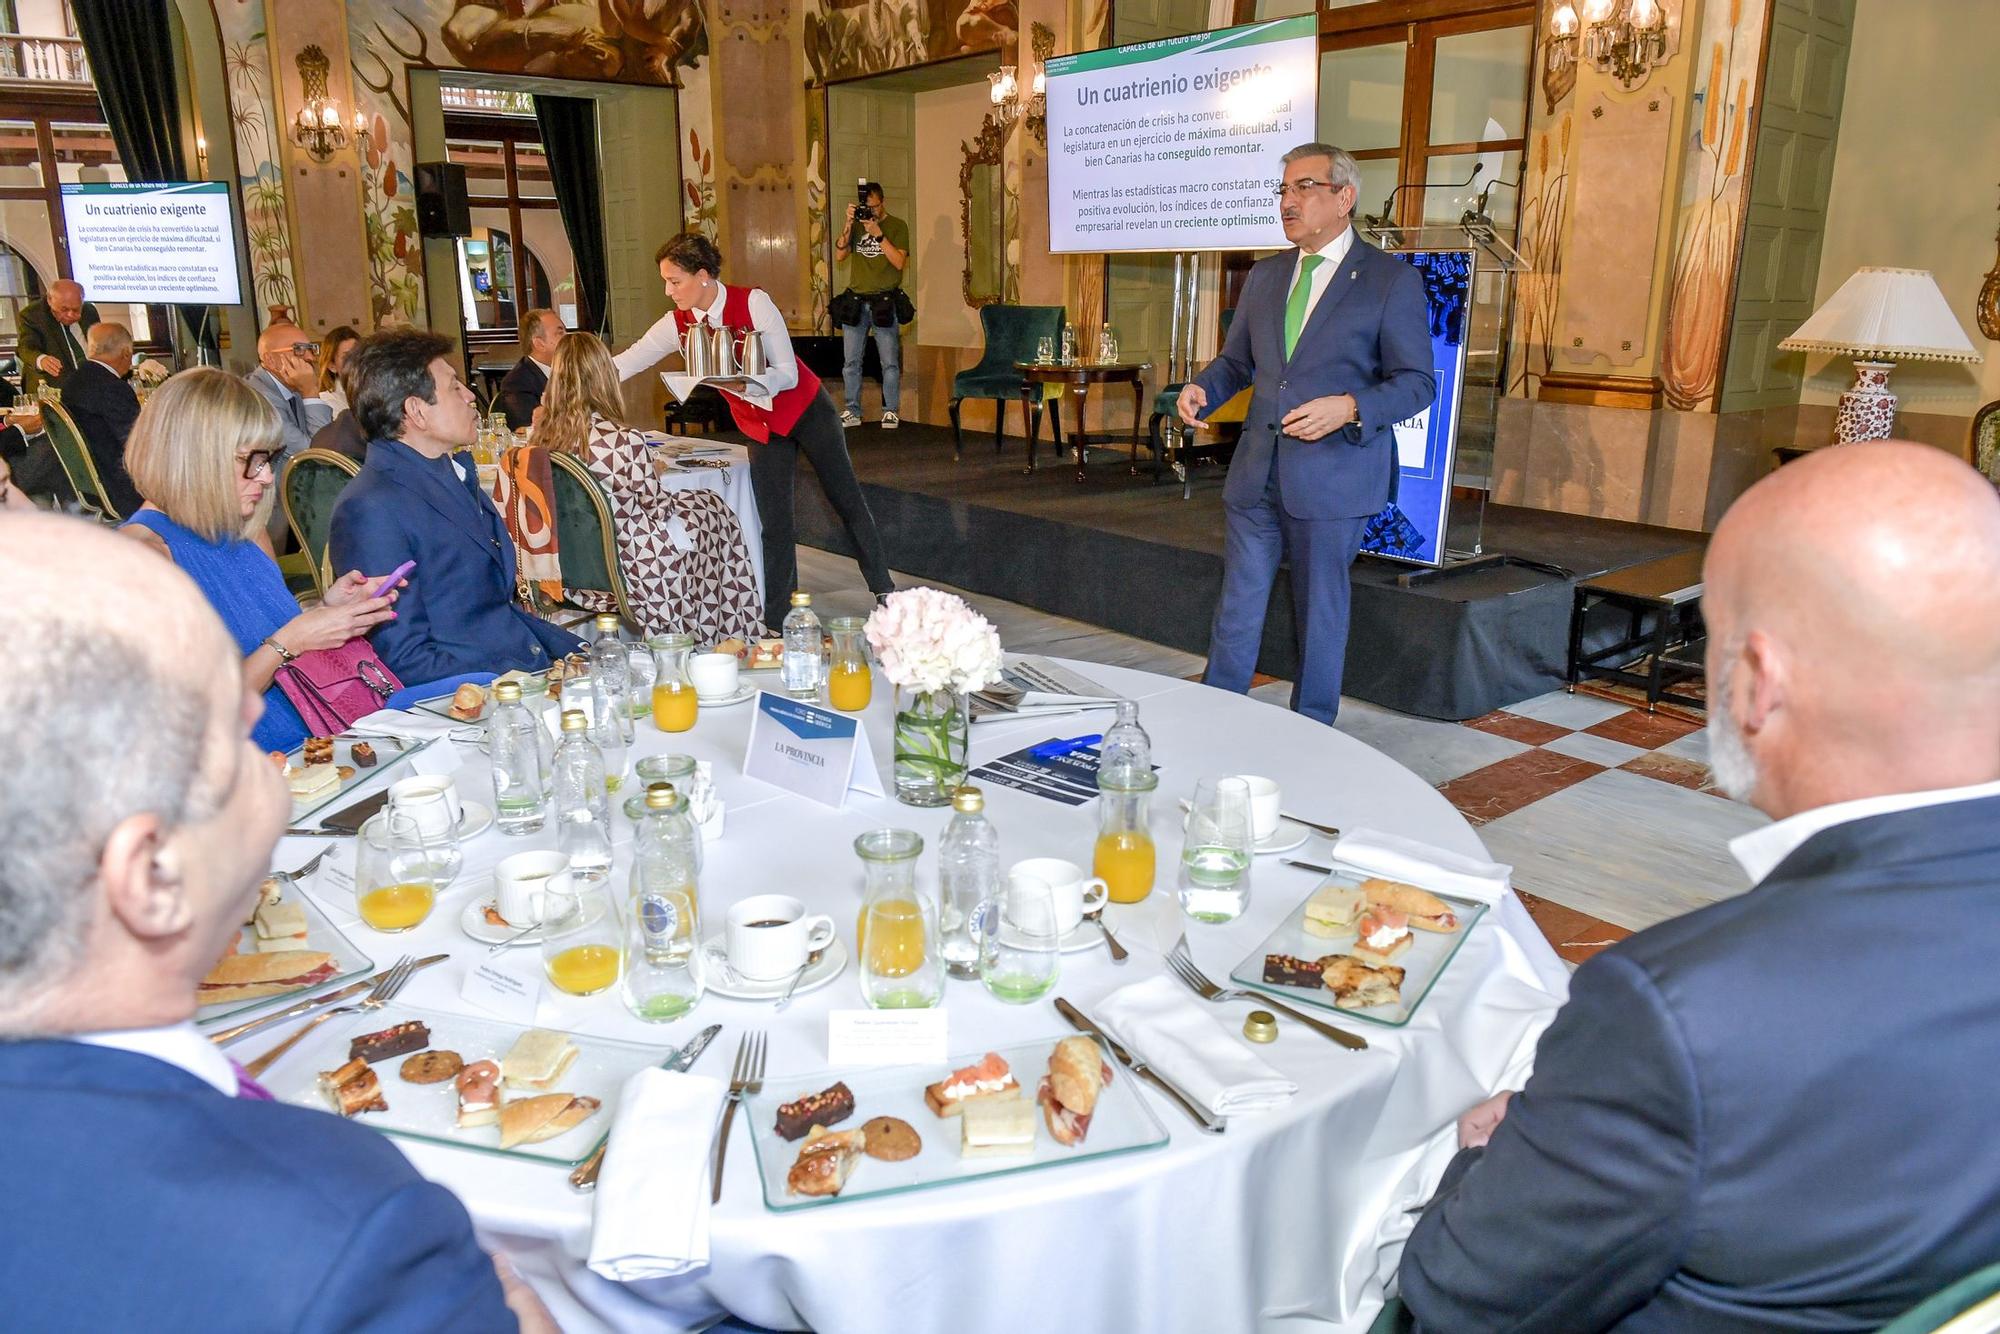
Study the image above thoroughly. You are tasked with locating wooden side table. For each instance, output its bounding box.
[1015,361,1151,482]
[1566,548,1708,711]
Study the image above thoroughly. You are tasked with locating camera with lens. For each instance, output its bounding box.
[854,180,874,222]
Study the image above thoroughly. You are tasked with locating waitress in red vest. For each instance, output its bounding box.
[614,232,896,631]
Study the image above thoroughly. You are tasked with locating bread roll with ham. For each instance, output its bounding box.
[1038,1036,1112,1146]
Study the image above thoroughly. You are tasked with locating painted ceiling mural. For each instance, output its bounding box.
[213,0,298,328]
[804,0,1013,85]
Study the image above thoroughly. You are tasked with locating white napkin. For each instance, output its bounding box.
[1096,975,1296,1118]
[345,707,465,742]
[587,1068,730,1282]
[1332,827,1511,905]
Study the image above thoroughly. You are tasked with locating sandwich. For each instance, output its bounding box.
[251,901,309,953]
[1037,1036,1112,1147]
[959,1098,1036,1160]
[497,1092,600,1150]
[199,949,336,1005]
[501,1029,579,1091]
[455,1060,502,1128]
[319,1057,387,1117]
[1350,908,1413,965]
[1320,955,1406,1011]
[1301,883,1366,938]
[286,763,339,801]
[923,1052,1020,1118]
[448,682,487,721]
[1360,878,1460,933]
[787,1125,868,1196]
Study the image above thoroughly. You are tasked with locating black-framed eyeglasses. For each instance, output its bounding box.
[1272,179,1344,200]
[238,449,276,480]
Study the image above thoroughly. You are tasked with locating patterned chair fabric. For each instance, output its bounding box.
[1972,399,2000,488]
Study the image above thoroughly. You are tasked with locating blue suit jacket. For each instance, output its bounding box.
[1191,235,1434,520]
[1401,796,2000,1330]
[329,437,582,683]
[0,1040,514,1332]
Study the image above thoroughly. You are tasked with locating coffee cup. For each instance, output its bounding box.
[388,774,463,840]
[726,894,836,980]
[690,652,740,701]
[1233,775,1282,842]
[1007,857,1108,933]
[494,850,568,927]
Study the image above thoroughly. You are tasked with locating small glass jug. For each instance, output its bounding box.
[542,870,623,997]
[1094,767,1158,904]
[825,616,872,712]
[854,828,941,1009]
[649,633,698,733]
[354,809,436,933]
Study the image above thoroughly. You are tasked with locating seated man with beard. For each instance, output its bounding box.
[1399,440,2000,1330]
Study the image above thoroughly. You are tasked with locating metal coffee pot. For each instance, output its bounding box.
[683,323,716,379]
[737,328,768,377]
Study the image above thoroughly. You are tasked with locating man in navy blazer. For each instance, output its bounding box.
[330,330,582,683]
[0,515,548,1331]
[1400,441,2000,1329]
[1178,142,1434,725]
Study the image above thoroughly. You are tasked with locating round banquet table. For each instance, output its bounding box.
[267,660,1569,1333]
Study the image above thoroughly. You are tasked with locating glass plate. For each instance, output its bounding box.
[744,1037,1170,1212]
[264,1002,671,1166]
[284,734,428,823]
[1227,869,1489,1028]
[195,880,374,1027]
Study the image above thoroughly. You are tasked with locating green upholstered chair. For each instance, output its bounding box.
[281,447,360,597]
[1972,399,2000,488]
[40,400,119,522]
[1878,1260,2000,1334]
[1146,307,1248,474]
[949,304,1067,462]
[547,449,637,629]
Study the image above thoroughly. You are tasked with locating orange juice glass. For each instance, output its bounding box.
[825,616,873,711]
[648,633,698,732]
[1095,770,1159,903]
[354,810,438,931]
[358,882,435,931]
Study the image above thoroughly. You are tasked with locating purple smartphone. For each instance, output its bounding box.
[368,560,415,599]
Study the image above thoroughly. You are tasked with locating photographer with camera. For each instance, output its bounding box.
[831,181,911,429]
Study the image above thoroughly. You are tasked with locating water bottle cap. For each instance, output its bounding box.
[950,786,984,812]
[494,681,522,702]
[645,782,680,810]
[595,613,621,630]
[560,709,588,732]
[790,590,812,606]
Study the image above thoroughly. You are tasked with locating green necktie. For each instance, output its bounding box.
[1283,253,1325,358]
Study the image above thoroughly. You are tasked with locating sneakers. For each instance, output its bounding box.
[880,412,900,430]
[839,408,862,428]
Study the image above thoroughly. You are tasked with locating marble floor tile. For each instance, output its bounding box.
[1584,709,1704,750]
[1621,751,1722,795]
[1333,707,1533,787]
[1463,710,1572,746]
[1656,728,1712,764]
[1436,749,1604,825]
[1515,890,1632,965]
[1478,768,1766,931]
[1542,732,1650,769]
[1503,689,1633,731]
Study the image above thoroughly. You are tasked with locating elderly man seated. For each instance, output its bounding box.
[0,514,553,1330]
[1400,441,2000,1329]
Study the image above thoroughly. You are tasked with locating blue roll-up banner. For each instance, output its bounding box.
[1361,248,1473,568]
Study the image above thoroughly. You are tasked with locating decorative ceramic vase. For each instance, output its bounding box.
[893,688,968,807]
[1834,360,1898,444]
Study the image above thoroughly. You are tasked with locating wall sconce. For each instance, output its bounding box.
[988,23,1054,146]
[291,44,365,163]
[1545,0,1670,92]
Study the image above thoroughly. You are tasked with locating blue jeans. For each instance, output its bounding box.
[840,315,901,414]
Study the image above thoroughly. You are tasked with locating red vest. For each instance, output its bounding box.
[671,285,820,442]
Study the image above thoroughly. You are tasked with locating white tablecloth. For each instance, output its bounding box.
[652,440,764,605]
[262,661,1568,1333]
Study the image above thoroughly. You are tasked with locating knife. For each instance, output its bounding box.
[570,1022,723,1192]
[1280,858,1334,875]
[1279,811,1342,840]
[206,954,451,1045]
[1054,997,1224,1135]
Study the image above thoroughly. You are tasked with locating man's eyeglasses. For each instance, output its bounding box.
[237,449,276,480]
[1272,179,1347,201]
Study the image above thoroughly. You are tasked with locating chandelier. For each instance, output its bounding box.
[1545,0,1670,92]
[291,45,365,163]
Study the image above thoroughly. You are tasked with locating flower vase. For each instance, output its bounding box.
[893,688,968,807]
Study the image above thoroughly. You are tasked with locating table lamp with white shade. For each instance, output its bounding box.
[1778,266,1982,443]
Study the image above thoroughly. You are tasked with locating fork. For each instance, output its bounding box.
[1166,937,1368,1052]
[709,1031,766,1204]
[280,846,337,882]
[240,954,419,1078]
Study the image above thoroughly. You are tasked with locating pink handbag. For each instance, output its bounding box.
[273,639,403,735]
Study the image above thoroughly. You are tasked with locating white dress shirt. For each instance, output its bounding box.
[531,357,553,381]
[78,1020,240,1096]
[612,288,799,405]
[1288,223,1355,329]
[1728,779,2000,886]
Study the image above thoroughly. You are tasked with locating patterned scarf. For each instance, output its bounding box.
[492,445,564,604]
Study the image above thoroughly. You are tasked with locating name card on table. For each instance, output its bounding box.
[742,692,884,808]
[828,1010,949,1067]
[462,949,543,1024]
[305,856,358,921]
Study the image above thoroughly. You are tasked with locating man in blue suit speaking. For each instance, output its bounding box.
[0,514,549,1331]
[1179,142,1435,724]
[331,331,582,683]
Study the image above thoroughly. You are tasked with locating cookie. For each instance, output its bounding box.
[861,1116,921,1161]
[336,765,356,781]
[399,1050,465,1084]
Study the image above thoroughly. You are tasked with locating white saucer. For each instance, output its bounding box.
[1252,818,1312,856]
[1059,918,1113,953]
[461,898,545,946]
[694,682,758,709]
[700,933,848,1000]
[455,800,494,840]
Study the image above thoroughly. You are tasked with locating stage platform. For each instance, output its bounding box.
[789,422,1705,719]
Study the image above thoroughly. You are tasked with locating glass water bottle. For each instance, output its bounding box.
[488,680,548,835]
[624,783,703,1021]
[782,590,824,700]
[936,786,998,978]
[552,709,613,879]
[588,612,635,744]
